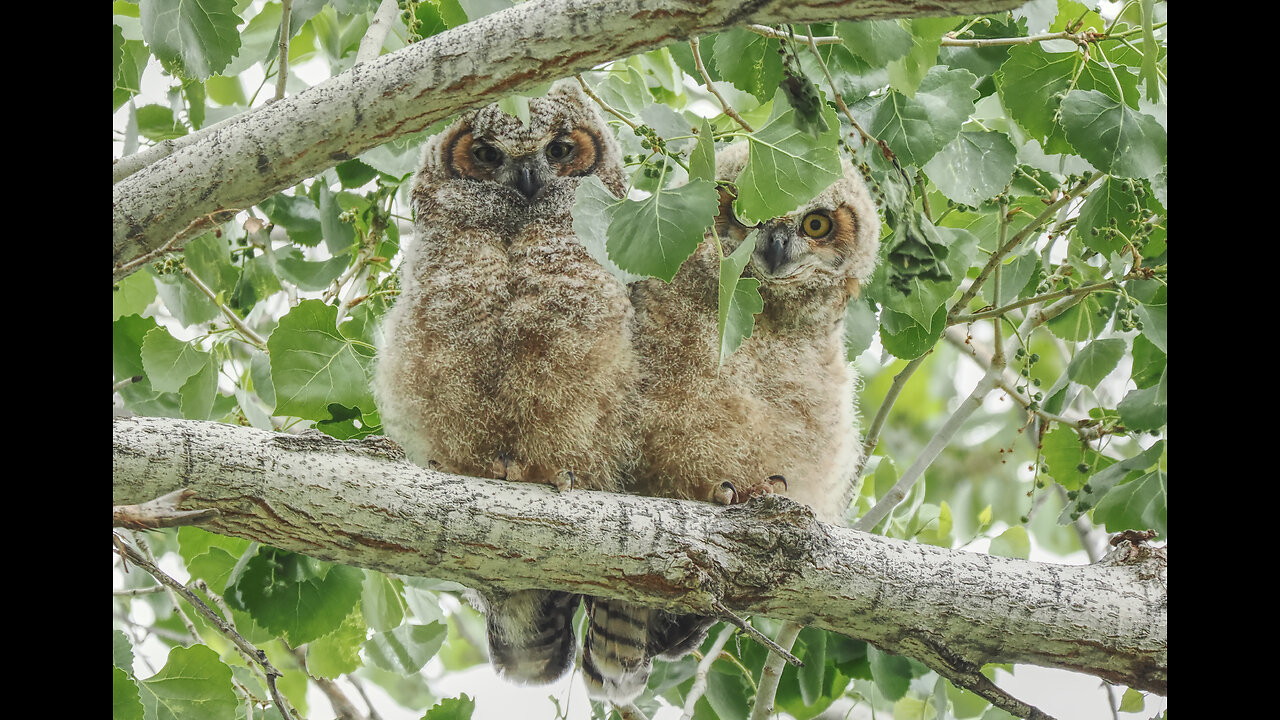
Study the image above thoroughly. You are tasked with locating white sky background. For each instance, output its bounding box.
[113,2,1165,717]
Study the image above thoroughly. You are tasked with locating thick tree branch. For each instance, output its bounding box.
[112,417,1168,695]
[112,0,1024,280]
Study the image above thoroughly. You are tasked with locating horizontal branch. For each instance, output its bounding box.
[111,0,1024,280]
[112,416,1168,694]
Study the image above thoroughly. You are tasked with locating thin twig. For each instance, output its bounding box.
[181,267,270,349]
[576,75,638,130]
[802,26,874,148]
[748,622,803,720]
[747,24,841,46]
[357,0,400,63]
[948,173,1103,320]
[690,37,753,132]
[712,601,802,667]
[856,354,928,477]
[855,364,1003,532]
[274,0,293,102]
[680,624,736,720]
[114,539,297,720]
[114,375,144,393]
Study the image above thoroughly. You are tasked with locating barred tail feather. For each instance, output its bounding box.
[649,612,714,661]
[582,598,654,703]
[483,589,581,685]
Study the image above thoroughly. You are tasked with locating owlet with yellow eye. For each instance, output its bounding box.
[582,142,881,704]
[374,80,637,687]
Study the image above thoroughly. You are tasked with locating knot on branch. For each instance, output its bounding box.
[711,494,829,601]
[271,431,406,461]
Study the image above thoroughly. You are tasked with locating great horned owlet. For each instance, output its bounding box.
[374,80,636,687]
[582,143,882,703]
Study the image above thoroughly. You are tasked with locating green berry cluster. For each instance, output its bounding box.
[1114,293,1145,332]
[1013,347,1044,411]
[399,0,424,42]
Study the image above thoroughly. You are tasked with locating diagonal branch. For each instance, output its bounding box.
[112,0,1026,280]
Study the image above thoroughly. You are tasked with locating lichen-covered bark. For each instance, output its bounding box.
[112,0,1024,279]
[112,416,1167,694]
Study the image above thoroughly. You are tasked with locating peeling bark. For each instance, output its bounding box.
[112,0,1025,280]
[112,416,1168,695]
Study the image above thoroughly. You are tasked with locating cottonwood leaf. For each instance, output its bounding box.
[868,646,912,701]
[136,645,238,720]
[1117,381,1166,432]
[688,116,716,182]
[712,27,783,102]
[1067,338,1126,388]
[140,0,242,80]
[1059,90,1166,180]
[735,98,841,222]
[366,623,448,674]
[718,231,763,364]
[141,327,210,393]
[1094,469,1167,536]
[989,526,1031,559]
[1059,441,1164,525]
[362,572,407,632]
[606,178,719,282]
[268,299,376,420]
[307,609,367,679]
[859,66,978,167]
[113,667,143,720]
[228,547,364,645]
[838,19,912,66]
[887,16,957,96]
[423,695,477,720]
[924,131,1016,207]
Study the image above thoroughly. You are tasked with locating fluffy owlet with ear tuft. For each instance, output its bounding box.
[581,142,881,703]
[374,80,636,687]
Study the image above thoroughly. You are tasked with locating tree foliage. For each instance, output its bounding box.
[113,0,1168,718]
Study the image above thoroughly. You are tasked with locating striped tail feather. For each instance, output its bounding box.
[482,589,582,685]
[582,598,655,703]
[648,611,714,661]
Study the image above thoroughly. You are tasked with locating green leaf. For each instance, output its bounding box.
[114,34,150,111]
[1093,469,1167,536]
[1130,334,1165,389]
[1075,177,1143,255]
[712,27,783,102]
[307,608,367,679]
[843,296,878,360]
[114,630,135,671]
[1117,382,1166,432]
[718,231,763,363]
[263,192,324,247]
[268,299,376,420]
[923,131,1016,207]
[271,247,348,292]
[179,353,220,420]
[1059,90,1166,180]
[1067,338,1125,388]
[362,572,407,632]
[1045,288,1116,342]
[1135,300,1167,353]
[688,116,716,182]
[606,177,719,282]
[879,304,946,360]
[1120,688,1146,713]
[136,645,239,720]
[858,66,979,167]
[838,19,912,66]
[140,0,243,80]
[422,694,476,720]
[989,526,1030,559]
[228,547,364,645]
[140,327,210,393]
[868,646,911,701]
[135,104,186,141]
[736,98,842,222]
[1059,440,1164,524]
[572,177,642,284]
[184,232,238,296]
[887,16,957,96]
[795,627,828,707]
[113,666,144,720]
[113,271,158,321]
[366,623,448,674]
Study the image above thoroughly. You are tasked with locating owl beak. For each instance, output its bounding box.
[758,224,796,275]
[512,160,543,200]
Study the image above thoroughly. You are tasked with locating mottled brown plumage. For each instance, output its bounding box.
[374,80,635,686]
[583,143,881,703]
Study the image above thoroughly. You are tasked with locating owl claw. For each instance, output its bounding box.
[711,481,739,506]
[491,454,524,482]
[553,470,575,493]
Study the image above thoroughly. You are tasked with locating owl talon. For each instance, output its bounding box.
[553,470,575,493]
[711,481,739,506]
[491,454,524,482]
[766,474,788,493]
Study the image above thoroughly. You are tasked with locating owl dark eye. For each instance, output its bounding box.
[472,143,503,165]
[546,139,575,162]
[800,212,833,239]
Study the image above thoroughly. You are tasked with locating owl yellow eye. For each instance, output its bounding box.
[546,139,575,162]
[800,212,833,239]
[472,143,502,165]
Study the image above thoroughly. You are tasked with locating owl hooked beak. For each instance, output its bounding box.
[512,160,544,200]
[756,221,800,278]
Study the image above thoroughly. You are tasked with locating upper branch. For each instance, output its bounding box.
[112,0,1024,280]
[112,416,1167,695]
